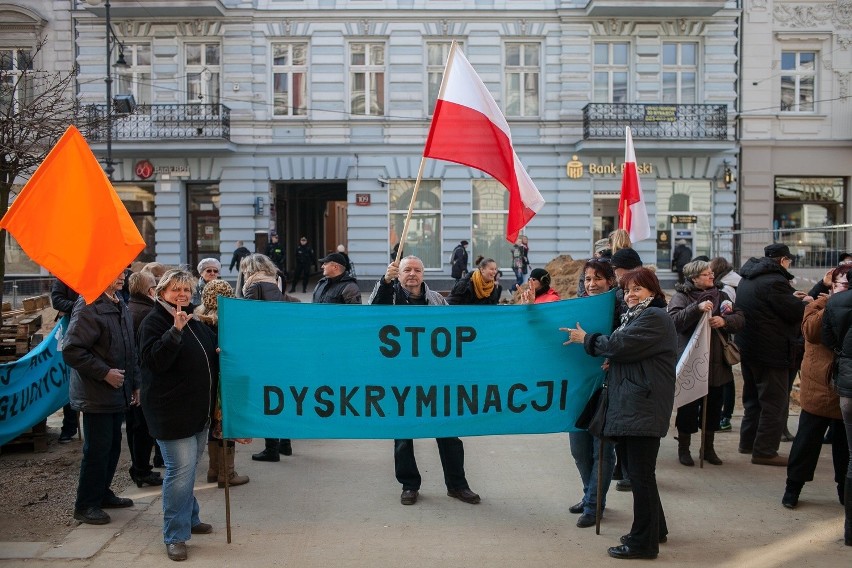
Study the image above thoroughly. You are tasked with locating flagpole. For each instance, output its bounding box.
[394,41,459,265]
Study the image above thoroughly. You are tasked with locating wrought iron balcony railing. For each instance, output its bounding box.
[83,103,230,142]
[583,103,728,140]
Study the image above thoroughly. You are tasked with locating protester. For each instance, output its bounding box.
[138,269,219,561]
[608,229,631,255]
[193,279,251,488]
[192,258,221,305]
[125,271,162,488]
[709,256,741,432]
[577,239,613,297]
[289,236,316,293]
[229,240,251,273]
[671,239,692,284]
[518,267,560,304]
[142,262,168,280]
[735,244,811,466]
[369,255,481,506]
[450,240,469,281]
[50,278,80,444]
[566,259,617,528]
[63,271,138,525]
[563,267,674,559]
[667,260,744,467]
[782,264,851,509]
[447,256,500,305]
[242,254,300,461]
[822,272,852,546]
[312,252,361,304]
[511,235,530,292]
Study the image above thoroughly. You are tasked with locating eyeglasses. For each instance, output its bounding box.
[204,268,219,274]
[698,271,714,278]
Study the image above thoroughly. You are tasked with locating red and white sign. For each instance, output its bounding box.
[134,160,154,180]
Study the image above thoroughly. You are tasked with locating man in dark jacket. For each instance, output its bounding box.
[265,234,286,273]
[735,244,811,466]
[51,278,80,443]
[671,240,692,284]
[450,240,469,281]
[63,271,139,525]
[229,240,251,272]
[369,256,481,506]
[290,236,317,293]
[312,252,361,304]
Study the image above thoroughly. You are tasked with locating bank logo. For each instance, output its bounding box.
[566,155,584,179]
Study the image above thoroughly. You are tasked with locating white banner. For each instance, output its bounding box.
[674,312,710,408]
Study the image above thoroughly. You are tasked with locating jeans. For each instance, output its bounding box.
[157,427,207,544]
[126,406,156,477]
[75,412,124,510]
[787,409,849,489]
[394,438,469,491]
[512,267,525,291]
[740,361,789,457]
[568,431,615,516]
[618,436,668,554]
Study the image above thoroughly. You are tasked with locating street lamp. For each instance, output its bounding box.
[84,0,130,179]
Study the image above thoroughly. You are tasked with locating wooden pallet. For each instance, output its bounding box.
[1,420,48,453]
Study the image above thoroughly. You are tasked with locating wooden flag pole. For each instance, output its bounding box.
[223,443,232,543]
[595,437,604,535]
[394,156,429,265]
[699,394,708,469]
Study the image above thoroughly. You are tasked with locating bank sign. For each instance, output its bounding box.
[566,155,653,178]
[218,293,615,439]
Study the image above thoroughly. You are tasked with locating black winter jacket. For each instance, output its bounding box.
[447,274,500,305]
[734,256,805,368]
[138,302,219,440]
[50,279,79,315]
[64,295,139,414]
[127,293,155,335]
[583,298,676,438]
[312,273,362,304]
[821,290,852,397]
[450,245,468,279]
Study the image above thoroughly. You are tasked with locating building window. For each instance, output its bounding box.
[272,42,307,116]
[472,180,513,270]
[774,178,845,262]
[426,42,460,115]
[116,44,151,105]
[662,42,697,104]
[505,43,539,117]
[0,48,33,113]
[594,42,629,103]
[388,180,441,269]
[780,51,815,112]
[115,184,156,262]
[350,42,385,116]
[185,43,220,110]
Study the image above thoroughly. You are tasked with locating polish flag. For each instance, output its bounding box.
[618,127,651,243]
[423,43,545,243]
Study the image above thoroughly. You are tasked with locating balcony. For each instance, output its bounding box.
[583,103,728,141]
[582,0,728,17]
[83,103,230,143]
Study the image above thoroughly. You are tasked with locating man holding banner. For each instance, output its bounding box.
[369,256,481,506]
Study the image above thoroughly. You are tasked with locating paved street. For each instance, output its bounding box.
[1,414,848,567]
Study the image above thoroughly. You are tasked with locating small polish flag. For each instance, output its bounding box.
[423,43,545,243]
[618,127,651,243]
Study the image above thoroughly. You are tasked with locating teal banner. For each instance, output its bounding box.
[219,292,614,439]
[0,317,71,446]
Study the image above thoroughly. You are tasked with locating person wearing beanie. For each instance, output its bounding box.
[192,258,221,305]
[610,248,643,282]
[519,268,560,304]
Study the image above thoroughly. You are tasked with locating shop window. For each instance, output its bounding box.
[389,180,441,269]
[774,177,845,261]
[472,180,513,270]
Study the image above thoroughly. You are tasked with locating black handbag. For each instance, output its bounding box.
[575,383,608,438]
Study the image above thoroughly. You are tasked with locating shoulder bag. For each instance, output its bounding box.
[714,328,741,366]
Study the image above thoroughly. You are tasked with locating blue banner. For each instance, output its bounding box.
[219,292,614,439]
[0,317,71,446]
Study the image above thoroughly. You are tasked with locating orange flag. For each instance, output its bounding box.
[0,126,145,304]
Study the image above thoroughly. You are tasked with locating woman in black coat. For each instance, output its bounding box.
[447,256,501,305]
[564,267,676,560]
[138,269,219,561]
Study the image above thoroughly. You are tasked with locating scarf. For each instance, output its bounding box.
[242,272,280,297]
[471,269,495,300]
[686,284,722,315]
[615,295,654,333]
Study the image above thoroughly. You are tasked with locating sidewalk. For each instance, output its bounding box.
[2,415,848,567]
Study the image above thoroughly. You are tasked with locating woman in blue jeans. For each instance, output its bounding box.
[139,269,220,561]
[567,259,618,528]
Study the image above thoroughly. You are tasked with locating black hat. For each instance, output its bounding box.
[764,244,793,259]
[529,267,551,289]
[840,252,852,262]
[610,248,642,270]
[320,252,348,267]
[460,240,469,246]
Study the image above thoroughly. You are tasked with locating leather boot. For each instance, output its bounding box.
[782,479,803,509]
[703,430,723,465]
[677,431,694,466]
[279,439,293,456]
[207,441,220,483]
[219,441,249,488]
[845,477,852,546]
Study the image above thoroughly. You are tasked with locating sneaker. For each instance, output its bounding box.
[718,418,732,432]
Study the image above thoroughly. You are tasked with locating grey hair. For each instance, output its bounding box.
[129,270,156,296]
[683,260,710,282]
[240,253,279,278]
[155,269,196,298]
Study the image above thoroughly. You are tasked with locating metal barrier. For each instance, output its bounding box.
[2,278,54,310]
[713,224,852,287]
